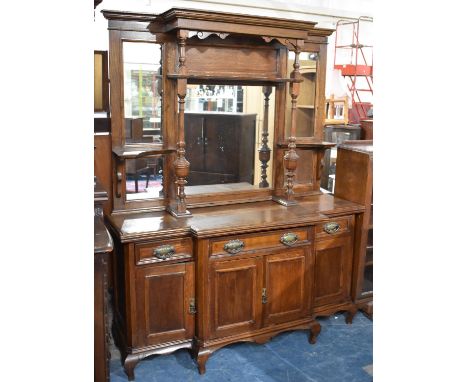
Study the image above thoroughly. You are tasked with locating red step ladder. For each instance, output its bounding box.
[333,16,373,123]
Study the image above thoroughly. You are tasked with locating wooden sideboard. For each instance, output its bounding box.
[106,193,363,378]
[100,8,365,380]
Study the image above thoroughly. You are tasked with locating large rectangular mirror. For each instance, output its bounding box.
[123,41,162,144]
[184,84,275,193]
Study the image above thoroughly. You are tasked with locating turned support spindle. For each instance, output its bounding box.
[170,30,191,217]
[258,85,272,188]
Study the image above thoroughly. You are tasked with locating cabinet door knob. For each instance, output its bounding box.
[153,244,176,260]
[280,232,298,246]
[323,222,340,234]
[223,239,245,254]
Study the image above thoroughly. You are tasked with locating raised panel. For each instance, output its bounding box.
[186,45,279,78]
[209,257,262,339]
[264,248,310,325]
[314,236,352,307]
[135,262,194,347]
[145,273,184,334]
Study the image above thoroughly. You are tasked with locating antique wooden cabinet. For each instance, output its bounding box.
[334,141,373,318]
[101,8,365,380]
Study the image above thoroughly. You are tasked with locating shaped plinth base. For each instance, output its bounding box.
[167,205,192,218]
[272,195,298,206]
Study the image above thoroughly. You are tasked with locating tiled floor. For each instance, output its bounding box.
[110,312,373,382]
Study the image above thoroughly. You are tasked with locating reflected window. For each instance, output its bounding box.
[125,156,164,201]
[123,42,162,144]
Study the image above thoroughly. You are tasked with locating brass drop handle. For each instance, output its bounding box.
[153,244,176,260]
[280,232,298,246]
[224,239,245,254]
[323,222,340,234]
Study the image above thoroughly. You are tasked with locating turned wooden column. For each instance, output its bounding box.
[274,42,303,206]
[258,85,272,188]
[169,30,191,217]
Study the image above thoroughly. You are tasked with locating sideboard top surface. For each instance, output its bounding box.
[107,194,364,241]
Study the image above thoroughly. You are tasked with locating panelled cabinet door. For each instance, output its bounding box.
[208,257,263,339]
[134,262,195,347]
[263,248,311,326]
[314,236,353,307]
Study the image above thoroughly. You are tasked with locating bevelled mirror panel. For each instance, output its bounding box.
[125,156,164,201]
[184,84,275,193]
[123,42,162,144]
[285,51,318,138]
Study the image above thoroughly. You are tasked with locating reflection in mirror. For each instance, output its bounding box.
[286,51,318,138]
[184,85,275,192]
[125,156,164,201]
[123,42,162,144]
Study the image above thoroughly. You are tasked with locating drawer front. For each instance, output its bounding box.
[210,228,309,258]
[135,238,193,266]
[315,216,352,240]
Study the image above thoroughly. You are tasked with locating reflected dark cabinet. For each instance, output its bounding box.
[334,141,373,318]
[185,112,256,186]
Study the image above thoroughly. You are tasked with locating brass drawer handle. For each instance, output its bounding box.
[280,232,298,246]
[153,244,176,260]
[224,239,245,254]
[323,222,340,234]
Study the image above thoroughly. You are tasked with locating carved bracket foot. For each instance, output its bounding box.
[194,348,212,375]
[345,306,358,324]
[123,354,141,381]
[309,321,322,344]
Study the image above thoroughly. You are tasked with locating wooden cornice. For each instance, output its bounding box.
[102,8,332,40]
[159,7,317,31]
[101,9,161,22]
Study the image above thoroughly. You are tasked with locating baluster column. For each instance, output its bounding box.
[169,29,191,217]
[258,85,272,188]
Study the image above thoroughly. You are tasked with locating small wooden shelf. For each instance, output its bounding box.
[297,105,315,109]
[112,144,176,159]
[166,73,294,83]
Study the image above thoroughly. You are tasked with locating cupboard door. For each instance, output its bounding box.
[134,262,195,347]
[263,248,311,326]
[209,257,263,339]
[314,236,353,307]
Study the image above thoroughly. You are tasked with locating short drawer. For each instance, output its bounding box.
[210,228,310,258]
[135,238,193,266]
[315,216,352,240]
